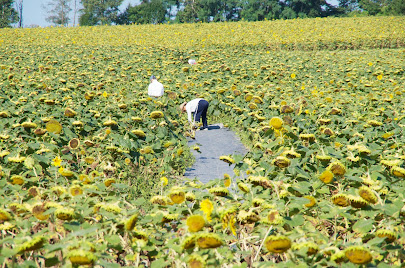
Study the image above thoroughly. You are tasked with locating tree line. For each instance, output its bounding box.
[1,0,404,28]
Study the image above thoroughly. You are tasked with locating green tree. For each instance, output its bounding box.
[119,0,167,24]
[240,0,283,21]
[0,0,18,27]
[388,0,405,14]
[79,0,123,25]
[283,0,331,17]
[44,0,72,26]
[176,0,239,22]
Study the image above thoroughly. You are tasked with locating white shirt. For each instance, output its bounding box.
[148,80,164,97]
[186,98,202,122]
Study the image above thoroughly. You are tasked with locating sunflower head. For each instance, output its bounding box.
[187,254,205,268]
[270,117,283,129]
[55,208,75,221]
[169,188,186,204]
[67,249,97,265]
[344,246,372,264]
[272,156,291,168]
[18,236,47,252]
[327,161,346,176]
[0,208,12,221]
[181,234,198,250]
[150,111,164,119]
[264,235,292,253]
[319,170,334,183]
[196,233,223,249]
[348,195,368,208]
[358,186,378,204]
[187,215,205,232]
[331,193,350,207]
[375,229,396,243]
[208,186,229,197]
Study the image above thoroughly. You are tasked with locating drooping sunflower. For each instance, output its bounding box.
[344,246,372,264]
[18,236,47,252]
[331,193,350,207]
[272,156,291,168]
[196,233,223,249]
[67,249,97,265]
[358,186,378,204]
[264,235,292,253]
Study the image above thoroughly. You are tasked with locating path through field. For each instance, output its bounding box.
[184,123,248,184]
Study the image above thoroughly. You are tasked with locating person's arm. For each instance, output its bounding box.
[186,105,192,122]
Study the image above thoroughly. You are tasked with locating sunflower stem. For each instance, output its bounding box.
[253,225,272,262]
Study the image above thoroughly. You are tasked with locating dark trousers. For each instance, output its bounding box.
[194,100,209,128]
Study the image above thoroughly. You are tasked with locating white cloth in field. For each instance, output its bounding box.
[148,80,164,97]
[186,98,203,122]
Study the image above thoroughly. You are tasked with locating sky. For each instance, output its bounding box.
[21,0,139,27]
[20,0,339,28]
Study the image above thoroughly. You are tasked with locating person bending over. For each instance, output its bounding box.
[180,98,209,130]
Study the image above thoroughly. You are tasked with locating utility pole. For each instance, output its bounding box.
[16,0,23,27]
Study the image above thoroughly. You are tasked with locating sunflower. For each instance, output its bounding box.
[150,111,164,119]
[104,178,116,187]
[103,119,118,127]
[46,119,62,134]
[331,193,350,207]
[281,105,293,113]
[265,235,292,253]
[266,210,284,225]
[219,155,235,164]
[18,236,47,252]
[64,108,77,117]
[169,188,186,204]
[10,175,24,185]
[181,235,198,250]
[237,210,260,224]
[208,186,229,197]
[196,233,223,249]
[358,186,378,204]
[270,117,283,130]
[391,166,405,177]
[348,195,368,208]
[69,138,80,149]
[150,195,170,205]
[69,185,83,196]
[237,182,250,193]
[200,199,213,222]
[131,129,146,138]
[327,161,346,176]
[125,214,139,231]
[186,215,205,232]
[188,254,205,268]
[0,208,12,221]
[67,250,97,265]
[248,175,272,188]
[304,196,317,207]
[21,121,37,129]
[344,246,372,264]
[319,170,334,183]
[272,156,291,168]
[292,242,319,255]
[32,203,49,221]
[55,208,75,221]
[375,229,396,243]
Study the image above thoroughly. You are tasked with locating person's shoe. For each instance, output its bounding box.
[200,127,209,131]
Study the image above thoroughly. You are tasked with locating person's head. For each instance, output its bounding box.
[150,75,156,82]
[179,102,187,112]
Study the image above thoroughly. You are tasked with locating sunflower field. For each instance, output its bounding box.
[0,16,404,267]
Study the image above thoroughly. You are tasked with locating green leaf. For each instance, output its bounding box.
[352,219,374,233]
